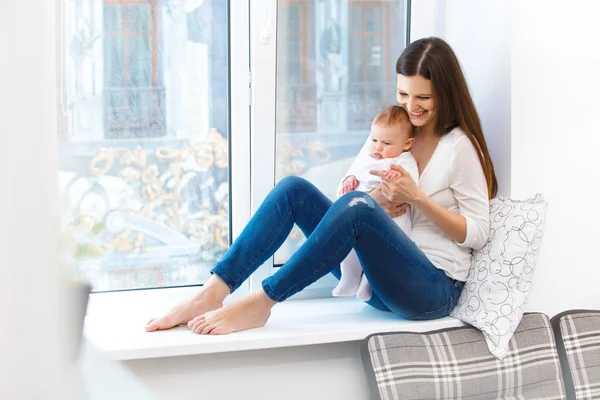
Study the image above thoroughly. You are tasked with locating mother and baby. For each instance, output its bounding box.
[145,36,497,335]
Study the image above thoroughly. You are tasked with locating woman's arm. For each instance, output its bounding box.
[412,193,467,243]
[372,168,467,242]
[446,136,490,249]
[369,186,409,218]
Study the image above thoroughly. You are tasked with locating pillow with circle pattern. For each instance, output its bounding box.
[449,193,548,359]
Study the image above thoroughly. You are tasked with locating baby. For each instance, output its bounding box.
[333,105,419,301]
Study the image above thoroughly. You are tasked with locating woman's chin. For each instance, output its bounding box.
[410,116,434,128]
[409,117,427,126]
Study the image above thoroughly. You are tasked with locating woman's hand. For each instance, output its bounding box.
[369,164,422,205]
[369,187,410,218]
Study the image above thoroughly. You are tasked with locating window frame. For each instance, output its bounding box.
[78,0,413,306]
[228,0,252,299]
[248,0,411,299]
[60,0,251,299]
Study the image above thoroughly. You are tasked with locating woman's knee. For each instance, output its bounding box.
[274,176,319,203]
[276,175,310,192]
[330,192,378,222]
[337,191,377,210]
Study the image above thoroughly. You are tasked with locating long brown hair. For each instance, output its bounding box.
[396,37,498,199]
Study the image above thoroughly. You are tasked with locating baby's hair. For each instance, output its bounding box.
[372,105,414,136]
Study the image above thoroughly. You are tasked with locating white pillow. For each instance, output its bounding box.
[449,194,548,359]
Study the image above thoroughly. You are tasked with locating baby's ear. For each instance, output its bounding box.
[403,137,415,151]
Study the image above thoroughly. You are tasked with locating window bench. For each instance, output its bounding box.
[84,297,465,361]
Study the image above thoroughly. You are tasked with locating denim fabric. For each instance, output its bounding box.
[211,176,463,320]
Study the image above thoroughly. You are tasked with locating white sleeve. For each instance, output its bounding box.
[450,135,490,250]
[336,135,372,197]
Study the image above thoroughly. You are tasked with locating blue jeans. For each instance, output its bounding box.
[211,176,464,320]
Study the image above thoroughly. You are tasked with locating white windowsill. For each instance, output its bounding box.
[84,296,466,361]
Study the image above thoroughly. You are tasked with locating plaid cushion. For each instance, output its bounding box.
[362,313,565,400]
[552,310,600,400]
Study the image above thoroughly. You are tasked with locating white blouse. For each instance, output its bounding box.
[343,127,490,281]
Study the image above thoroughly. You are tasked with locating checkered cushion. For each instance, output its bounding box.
[362,313,565,400]
[552,310,600,400]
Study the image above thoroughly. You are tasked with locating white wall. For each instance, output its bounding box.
[123,341,369,400]
[442,0,512,197]
[0,1,69,398]
[512,0,600,315]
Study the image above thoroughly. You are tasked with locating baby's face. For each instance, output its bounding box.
[369,123,412,160]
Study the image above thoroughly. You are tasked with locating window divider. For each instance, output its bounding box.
[248,0,278,291]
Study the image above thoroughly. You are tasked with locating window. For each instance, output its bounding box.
[348,1,395,130]
[58,0,409,295]
[103,0,165,138]
[273,0,408,270]
[276,1,317,134]
[59,0,236,291]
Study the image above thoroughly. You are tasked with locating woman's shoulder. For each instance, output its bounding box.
[442,127,481,157]
[440,127,467,147]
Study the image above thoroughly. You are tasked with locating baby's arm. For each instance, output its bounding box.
[387,153,420,184]
[337,137,372,197]
[383,169,402,181]
[340,175,359,195]
[377,157,404,181]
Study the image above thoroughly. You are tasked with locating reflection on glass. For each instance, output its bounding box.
[59,0,230,291]
[275,0,407,264]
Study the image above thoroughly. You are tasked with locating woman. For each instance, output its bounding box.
[145,37,497,335]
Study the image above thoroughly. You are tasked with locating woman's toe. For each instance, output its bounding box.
[190,318,205,332]
[200,324,214,335]
[187,315,202,329]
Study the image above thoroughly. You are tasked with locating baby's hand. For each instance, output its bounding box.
[384,169,402,181]
[340,176,359,195]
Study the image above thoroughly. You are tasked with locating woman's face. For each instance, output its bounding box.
[396,74,437,129]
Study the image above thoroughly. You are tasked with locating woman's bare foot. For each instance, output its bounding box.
[144,275,231,332]
[188,289,276,335]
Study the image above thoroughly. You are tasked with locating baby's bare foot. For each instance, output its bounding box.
[145,276,230,332]
[188,290,276,335]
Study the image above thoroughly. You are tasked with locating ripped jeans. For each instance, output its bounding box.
[211,176,463,320]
